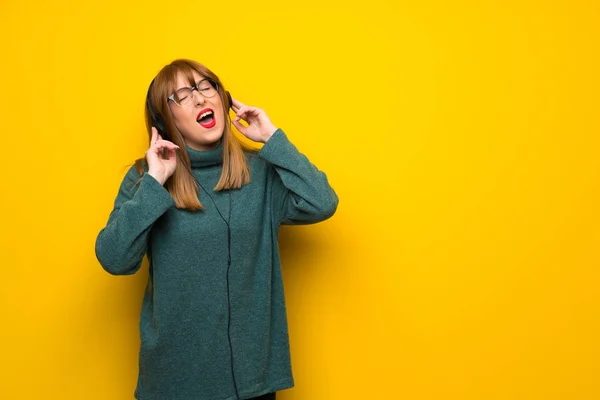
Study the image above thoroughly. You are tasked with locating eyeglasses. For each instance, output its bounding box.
[168,79,218,107]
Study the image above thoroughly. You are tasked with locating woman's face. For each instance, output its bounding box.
[169,70,225,151]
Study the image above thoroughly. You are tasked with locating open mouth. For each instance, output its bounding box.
[197,108,216,128]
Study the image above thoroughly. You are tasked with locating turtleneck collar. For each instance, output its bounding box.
[185,137,224,168]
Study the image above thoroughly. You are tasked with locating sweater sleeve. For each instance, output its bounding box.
[258,128,339,225]
[95,165,175,275]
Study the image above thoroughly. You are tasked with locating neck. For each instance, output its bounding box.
[186,137,224,168]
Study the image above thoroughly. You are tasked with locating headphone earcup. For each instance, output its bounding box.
[226,91,233,109]
[146,81,170,140]
[153,113,168,139]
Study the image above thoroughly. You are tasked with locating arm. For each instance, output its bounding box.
[259,129,339,225]
[228,98,338,225]
[95,166,175,275]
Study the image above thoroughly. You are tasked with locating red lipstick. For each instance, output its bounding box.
[197,108,216,129]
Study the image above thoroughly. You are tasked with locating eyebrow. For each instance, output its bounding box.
[175,78,208,92]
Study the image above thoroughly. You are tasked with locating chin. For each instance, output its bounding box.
[209,127,224,142]
[189,129,223,148]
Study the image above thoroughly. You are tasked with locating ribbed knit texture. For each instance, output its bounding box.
[95,129,338,400]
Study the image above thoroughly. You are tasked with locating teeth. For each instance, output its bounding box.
[198,111,213,120]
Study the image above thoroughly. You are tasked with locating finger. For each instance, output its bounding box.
[235,105,248,117]
[231,98,244,109]
[151,127,158,143]
[234,102,258,120]
[155,140,180,150]
[166,147,178,161]
[231,119,247,135]
[235,105,255,121]
[240,106,261,116]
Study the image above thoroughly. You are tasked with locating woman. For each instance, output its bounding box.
[95,59,339,400]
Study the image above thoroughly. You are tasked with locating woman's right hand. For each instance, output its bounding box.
[146,127,180,185]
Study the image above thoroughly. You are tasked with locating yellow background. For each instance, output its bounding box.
[1,0,599,399]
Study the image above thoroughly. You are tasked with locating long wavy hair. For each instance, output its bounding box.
[135,59,253,210]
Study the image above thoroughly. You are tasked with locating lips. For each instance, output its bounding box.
[197,108,216,128]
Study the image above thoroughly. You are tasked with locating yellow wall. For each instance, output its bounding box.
[1,0,599,398]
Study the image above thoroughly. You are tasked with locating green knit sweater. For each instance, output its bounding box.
[95,129,338,400]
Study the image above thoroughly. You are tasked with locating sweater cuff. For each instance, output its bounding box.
[258,128,290,161]
[138,172,176,211]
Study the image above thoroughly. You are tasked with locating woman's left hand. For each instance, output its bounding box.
[231,97,277,143]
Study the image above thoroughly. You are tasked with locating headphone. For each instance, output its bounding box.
[145,77,233,141]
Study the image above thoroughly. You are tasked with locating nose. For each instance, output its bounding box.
[193,89,206,105]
